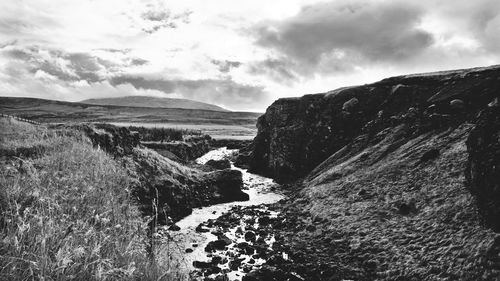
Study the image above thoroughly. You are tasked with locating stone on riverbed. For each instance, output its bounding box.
[206,159,232,170]
[205,238,232,252]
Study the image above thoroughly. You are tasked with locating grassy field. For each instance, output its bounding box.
[0,97,260,140]
[112,122,256,140]
[0,97,261,126]
[0,117,176,280]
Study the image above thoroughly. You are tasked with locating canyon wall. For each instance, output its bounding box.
[250,65,500,183]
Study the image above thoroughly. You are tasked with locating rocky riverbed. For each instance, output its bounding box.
[156,148,285,280]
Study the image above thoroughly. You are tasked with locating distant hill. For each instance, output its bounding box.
[81,96,229,112]
[0,97,261,139]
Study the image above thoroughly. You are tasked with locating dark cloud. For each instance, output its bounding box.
[1,46,116,82]
[110,76,271,110]
[211,59,242,73]
[0,39,17,49]
[253,1,434,74]
[248,58,298,83]
[129,58,149,66]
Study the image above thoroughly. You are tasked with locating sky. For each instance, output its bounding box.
[0,0,499,112]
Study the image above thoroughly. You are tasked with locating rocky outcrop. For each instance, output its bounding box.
[239,65,500,280]
[76,123,140,157]
[76,123,247,222]
[250,65,500,182]
[142,137,212,162]
[206,159,232,170]
[466,105,500,232]
[124,149,247,222]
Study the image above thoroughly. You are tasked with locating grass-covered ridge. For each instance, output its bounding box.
[126,125,203,142]
[0,117,164,280]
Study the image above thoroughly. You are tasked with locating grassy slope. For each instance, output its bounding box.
[291,123,499,280]
[0,117,175,280]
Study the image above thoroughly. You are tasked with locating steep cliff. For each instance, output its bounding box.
[244,65,500,280]
[466,105,500,232]
[250,65,500,182]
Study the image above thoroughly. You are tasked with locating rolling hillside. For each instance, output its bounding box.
[81,95,229,112]
[0,97,259,125]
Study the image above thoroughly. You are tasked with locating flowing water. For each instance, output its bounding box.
[156,148,284,280]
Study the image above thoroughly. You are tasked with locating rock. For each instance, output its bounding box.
[168,224,181,231]
[206,159,232,170]
[205,239,232,252]
[305,225,316,232]
[342,97,359,112]
[228,258,244,270]
[245,231,256,242]
[248,66,500,182]
[78,123,140,157]
[193,261,212,268]
[196,224,210,233]
[259,216,271,225]
[237,242,255,255]
[203,169,249,202]
[418,148,440,163]
[242,265,282,281]
[142,136,212,162]
[185,248,193,253]
[214,274,230,281]
[398,202,415,215]
[488,97,499,107]
[450,99,465,109]
[466,106,500,232]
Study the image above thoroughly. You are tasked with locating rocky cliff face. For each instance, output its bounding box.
[466,105,500,232]
[250,65,500,182]
[142,137,212,162]
[244,65,500,280]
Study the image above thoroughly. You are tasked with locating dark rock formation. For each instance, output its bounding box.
[142,138,211,162]
[235,65,500,280]
[250,65,500,182]
[206,159,231,170]
[76,123,140,157]
[466,105,500,232]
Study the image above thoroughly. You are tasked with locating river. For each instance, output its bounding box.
[155,147,284,280]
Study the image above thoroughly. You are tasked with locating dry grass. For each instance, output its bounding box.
[0,117,177,280]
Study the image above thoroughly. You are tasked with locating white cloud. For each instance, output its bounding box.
[0,0,499,111]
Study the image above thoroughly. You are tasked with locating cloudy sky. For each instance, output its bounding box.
[0,0,499,111]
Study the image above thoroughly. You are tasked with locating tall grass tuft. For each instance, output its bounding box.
[0,119,172,280]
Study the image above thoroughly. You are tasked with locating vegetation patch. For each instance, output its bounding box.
[0,117,176,280]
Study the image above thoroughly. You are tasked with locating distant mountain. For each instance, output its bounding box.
[81,96,229,112]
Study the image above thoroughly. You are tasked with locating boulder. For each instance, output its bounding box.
[203,169,249,202]
[206,159,232,170]
[466,106,500,232]
[342,97,359,111]
[242,265,284,281]
[450,99,465,109]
